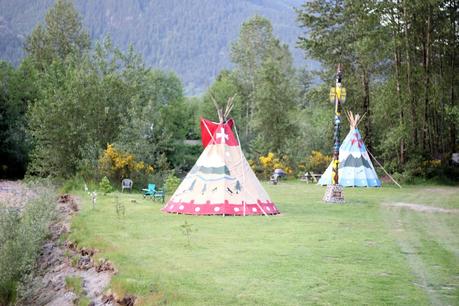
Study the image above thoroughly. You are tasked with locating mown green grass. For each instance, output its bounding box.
[69,182,459,305]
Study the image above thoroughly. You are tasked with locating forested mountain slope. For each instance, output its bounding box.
[0,0,308,94]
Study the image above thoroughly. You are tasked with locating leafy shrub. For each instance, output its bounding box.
[252,152,292,180]
[0,184,56,305]
[299,151,332,174]
[60,175,86,193]
[143,153,173,189]
[165,173,181,194]
[98,144,153,185]
[397,157,458,184]
[99,176,114,195]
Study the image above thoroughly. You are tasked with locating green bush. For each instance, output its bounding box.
[301,150,332,174]
[0,184,56,305]
[60,176,85,193]
[99,176,114,195]
[165,173,181,195]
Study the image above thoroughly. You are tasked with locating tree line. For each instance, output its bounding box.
[297,0,458,173]
[0,0,457,184]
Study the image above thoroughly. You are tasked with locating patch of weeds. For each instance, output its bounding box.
[0,183,56,305]
[65,276,90,306]
[179,220,196,247]
[58,231,70,245]
[78,295,91,306]
[65,276,84,296]
[70,255,79,268]
[114,196,125,218]
[63,249,71,258]
[60,176,85,193]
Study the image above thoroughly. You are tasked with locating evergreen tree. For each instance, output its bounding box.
[24,0,90,70]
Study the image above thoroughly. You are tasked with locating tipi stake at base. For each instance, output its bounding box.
[323,184,345,204]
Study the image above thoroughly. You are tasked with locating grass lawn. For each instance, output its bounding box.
[69,182,459,305]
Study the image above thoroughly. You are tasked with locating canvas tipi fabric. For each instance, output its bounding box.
[318,120,381,187]
[162,118,279,215]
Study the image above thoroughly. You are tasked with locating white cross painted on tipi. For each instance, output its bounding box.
[216,127,228,144]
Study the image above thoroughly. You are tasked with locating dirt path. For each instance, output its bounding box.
[382,201,459,305]
[0,181,116,306]
[387,214,443,305]
[383,202,459,214]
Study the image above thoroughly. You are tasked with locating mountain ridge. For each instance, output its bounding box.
[0,0,310,95]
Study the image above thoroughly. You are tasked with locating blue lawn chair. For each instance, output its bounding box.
[153,187,166,203]
[142,184,156,198]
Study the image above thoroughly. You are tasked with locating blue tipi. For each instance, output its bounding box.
[318,112,381,187]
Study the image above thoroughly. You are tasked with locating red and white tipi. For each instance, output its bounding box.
[162,97,279,216]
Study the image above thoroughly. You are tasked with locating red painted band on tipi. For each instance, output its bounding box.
[162,200,279,216]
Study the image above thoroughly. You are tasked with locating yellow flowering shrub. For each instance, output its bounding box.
[423,159,441,168]
[256,152,292,179]
[301,151,332,173]
[98,144,153,181]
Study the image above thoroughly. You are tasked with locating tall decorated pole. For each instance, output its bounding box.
[323,64,346,203]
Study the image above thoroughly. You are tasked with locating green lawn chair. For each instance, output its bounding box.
[142,184,156,198]
[153,187,166,203]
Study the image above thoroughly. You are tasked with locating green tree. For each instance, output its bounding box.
[26,40,165,178]
[230,15,301,156]
[230,15,279,141]
[27,57,93,177]
[252,54,299,154]
[297,0,389,151]
[297,0,458,177]
[116,70,191,172]
[201,70,242,125]
[0,60,39,178]
[24,0,90,69]
[294,81,334,164]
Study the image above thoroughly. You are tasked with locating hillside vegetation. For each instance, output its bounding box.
[0,0,306,94]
